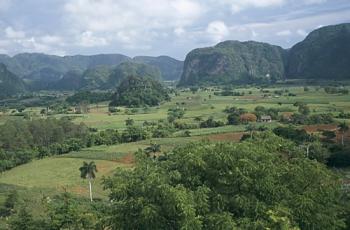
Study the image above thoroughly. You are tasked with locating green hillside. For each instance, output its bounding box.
[179,40,286,86]
[133,55,183,81]
[287,23,350,79]
[106,62,162,89]
[0,64,26,99]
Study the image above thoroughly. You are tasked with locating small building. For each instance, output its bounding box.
[260,115,272,123]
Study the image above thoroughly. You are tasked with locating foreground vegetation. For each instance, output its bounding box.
[2,133,350,229]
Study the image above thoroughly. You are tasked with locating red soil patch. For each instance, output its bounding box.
[335,130,350,144]
[89,107,108,115]
[204,132,245,142]
[115,153,135,165]
[303,124,337,133]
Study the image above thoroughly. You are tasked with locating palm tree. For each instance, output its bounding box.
[144,142,161,158]
[79,161,98,202]
[245,124,257,139]
[338,122,349,146]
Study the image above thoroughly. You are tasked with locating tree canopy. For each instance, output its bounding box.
[103,132,345,229]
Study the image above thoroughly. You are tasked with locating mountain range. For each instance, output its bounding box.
[0,53,183,91]
[0,23,350,98]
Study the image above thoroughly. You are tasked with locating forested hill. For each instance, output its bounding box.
[0,63,26,99]
[106,62,162,89]
[0,53,131,78]
[178,41,287,86]
[0,53,183,90]
[179,23,350,86]
[286,23,350,79]
[133,56,183,81]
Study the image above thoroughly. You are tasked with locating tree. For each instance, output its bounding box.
[245,123,257,139]
[298,104,310,116]
[227,113,240,125]
[308,141,330,163]
[144,142,161,158]
[125,118,134,126]
[240,113,257,123]
[79,161,98,202]
[338,122,349,146]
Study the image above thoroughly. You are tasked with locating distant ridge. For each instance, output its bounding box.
[179,23,350,86]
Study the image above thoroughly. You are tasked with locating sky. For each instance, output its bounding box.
[0,0,350,60]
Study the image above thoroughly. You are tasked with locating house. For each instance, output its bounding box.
[260,115,272,123]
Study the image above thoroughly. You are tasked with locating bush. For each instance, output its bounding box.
[200,117,225,128]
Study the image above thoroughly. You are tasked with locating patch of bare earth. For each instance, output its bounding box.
[303,124,337,133]
[115,153,135,165]
[203,132,245,142]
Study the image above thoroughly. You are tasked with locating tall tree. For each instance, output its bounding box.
[338,122,349,146]
[79,161,98,202]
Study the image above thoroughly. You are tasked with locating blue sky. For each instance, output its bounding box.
[0,0,349,59]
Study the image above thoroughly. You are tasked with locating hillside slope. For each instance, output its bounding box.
[286,23,350,79]
[106,62,162,89]
[0,64,26,99]
[133,56,183,81]
[179,41,287,86]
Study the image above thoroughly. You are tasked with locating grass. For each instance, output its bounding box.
[0,158,124,198]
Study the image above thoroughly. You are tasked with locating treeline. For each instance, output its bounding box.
[0,117,197,172]
[0,119,89,172]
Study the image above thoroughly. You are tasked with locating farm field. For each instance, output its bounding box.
[40,86,350,130]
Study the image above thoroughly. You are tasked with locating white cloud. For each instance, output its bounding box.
[40,35,63,45]
[216,0,285,13]
[63,0,204,49]
[5,27,25,39]
[206,20,230,42]
[302,0,327,4]
[297,29,308,36]
[79,31,108,47]
[174,27,186,36]
[276,30,292,36]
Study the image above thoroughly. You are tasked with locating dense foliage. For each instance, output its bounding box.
[103,132,345,229]
[110,76,170,107]
[0,118,89,172]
